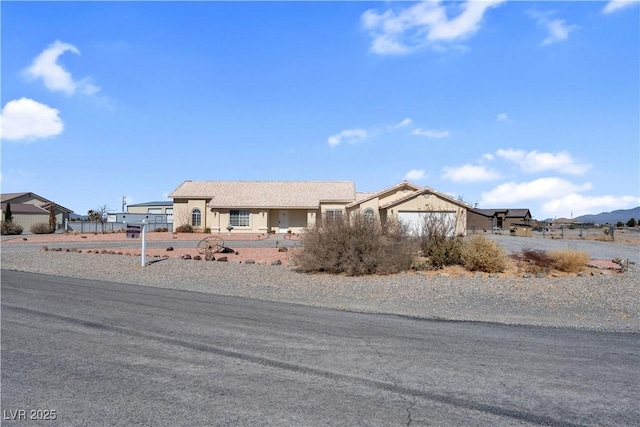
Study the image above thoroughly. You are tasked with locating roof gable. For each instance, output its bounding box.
[347,181,421,208]
[380,185,473,210]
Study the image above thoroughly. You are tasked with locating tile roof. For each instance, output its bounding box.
[1,203,49,214]
[471,208,531,218]
[0,192,73,213]
[169,181,356,208]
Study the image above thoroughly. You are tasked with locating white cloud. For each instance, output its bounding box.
[497,113,509,122]
[480,177,592,205]
[528,11,578,46]
[327,128,368,147]
[393,118,412,129]
[442,164,501,182]
[0,98,64,141]
[361,1,505,55]
[404,169,426,181]
[496,149,591,175]
[412,128,450,138]
[541,193,640,218]
[603,1,638,14]
[481,153,495,162]
[24,40,100,95]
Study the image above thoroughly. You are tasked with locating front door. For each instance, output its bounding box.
[278,210,289,233]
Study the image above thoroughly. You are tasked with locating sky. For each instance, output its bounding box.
[1,0,638,220]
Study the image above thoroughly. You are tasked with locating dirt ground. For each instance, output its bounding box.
[4,230,630,277]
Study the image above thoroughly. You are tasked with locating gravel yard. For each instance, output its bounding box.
[2,240,638,332]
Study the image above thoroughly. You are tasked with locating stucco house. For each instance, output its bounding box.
[169,180,472,235]
[467,208,532,233]
[1,192,73,231]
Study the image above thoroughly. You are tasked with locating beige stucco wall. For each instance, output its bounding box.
[172,198,209,231]
[128,205,172,214]
[386,194,468,235]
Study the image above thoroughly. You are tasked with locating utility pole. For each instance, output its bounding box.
[122,196,127,213]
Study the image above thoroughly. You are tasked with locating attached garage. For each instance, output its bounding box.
[398,211,458,236]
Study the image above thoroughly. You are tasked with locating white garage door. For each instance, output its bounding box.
[398,211,457,236]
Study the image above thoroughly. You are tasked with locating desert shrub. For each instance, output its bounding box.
[154,227,169,232]
[1,220,23,235]
[413,212,463,269]
[510,249,554,274]
[293,212,413,276]
[175,224,194,233]
[30,223,55,234]
[461,235,507,273]
[203,227,211,234]
[548,250,590,273]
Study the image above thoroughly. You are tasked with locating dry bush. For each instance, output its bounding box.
[1,220,23,235]
[413,212,463,269]
[30,223,55,234]
[293,212,413,276]
[175,224,194,233]
[548,250,590,273]
[461,235,507,273]
[510,249,554,274]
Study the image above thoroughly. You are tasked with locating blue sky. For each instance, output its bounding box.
[1,1,638,220]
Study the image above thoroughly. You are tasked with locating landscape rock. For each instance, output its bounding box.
[271,260,282,266]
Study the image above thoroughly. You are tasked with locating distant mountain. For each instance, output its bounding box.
[574,207,640,224]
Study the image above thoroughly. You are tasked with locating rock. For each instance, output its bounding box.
[193,255,202,260]
[166,247,174,251]
[22,238,27,241]
[535,272,547,278]
[522,273,531,278]
[70,248,78,252]
[217,256,228,262]
[278,247,288,252]
[437,273,449,277]
[182,254,192,260]
[577,272,586,277]
[488,273,500,278]
[473,273,483,278]
[41,246,48,251]
[271,260,282,266]
[258,260,267,265]
[99,250,108,254]
[244,259,255,264]
[205,253,216,261]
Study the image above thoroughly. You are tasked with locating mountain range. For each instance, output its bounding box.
[573,207,640,224]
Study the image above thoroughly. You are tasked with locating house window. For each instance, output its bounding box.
[363,208,375,222]
[230,210,250,227]
[325,210,343,221]
[148,208,162,214]
[191,209,202,227]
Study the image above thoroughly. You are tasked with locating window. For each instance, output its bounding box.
[363,208,375,222]
[324,210,343,221]
[148,208,162,214]
[230,210,250,227]
[191,209,201,227]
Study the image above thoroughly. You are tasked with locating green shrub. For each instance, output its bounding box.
[461,235,507,273]
[30,223,55,234]
[203,227,211,234]
[1,220,23,235]
[293,212,413,276]
[175,224,194,233]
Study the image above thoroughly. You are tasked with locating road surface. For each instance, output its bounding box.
[2,271,638,426]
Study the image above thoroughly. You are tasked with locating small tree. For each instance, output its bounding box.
[627,218,637,228]
[88,205,111,233]
[48,204,57,231]
[616,221,624,228]
[4,202,13,223]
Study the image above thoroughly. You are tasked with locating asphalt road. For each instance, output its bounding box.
[2,271,638,426]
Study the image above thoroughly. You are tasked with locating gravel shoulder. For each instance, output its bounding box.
[2,249,638,333]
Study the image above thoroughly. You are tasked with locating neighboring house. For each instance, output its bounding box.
[127,201,173,223]
[169,180,472,235]
[467,208,532,233]
[1,192,73,230]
